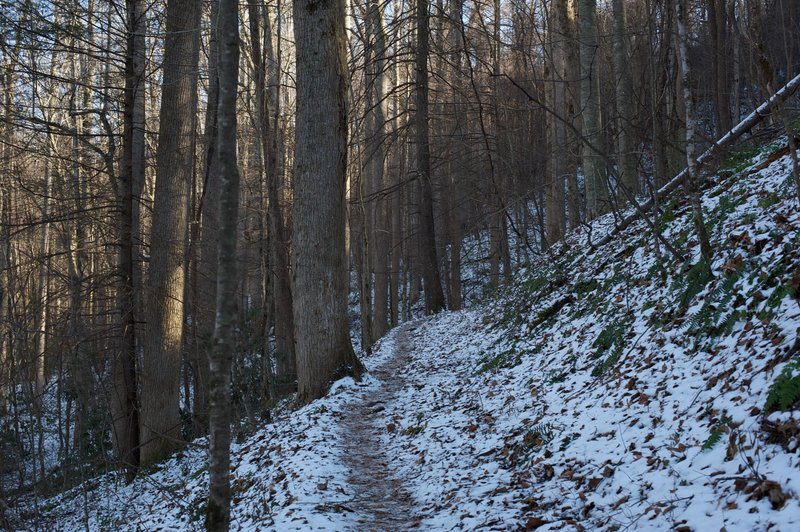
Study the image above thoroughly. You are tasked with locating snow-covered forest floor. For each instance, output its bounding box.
[12,137,800,531]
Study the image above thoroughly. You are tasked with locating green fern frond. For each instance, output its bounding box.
[679,260,714,309]
[702,415,732,451]
[683,265,745,336]
[764,359,800,414]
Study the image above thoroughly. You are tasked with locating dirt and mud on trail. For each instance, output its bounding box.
[340,323,422,531]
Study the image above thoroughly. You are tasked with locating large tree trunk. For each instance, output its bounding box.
[205,0,240,526]
[293,0,363,404]
[415,0,446,314]
[140,0,200,466]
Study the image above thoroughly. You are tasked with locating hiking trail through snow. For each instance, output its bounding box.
[340,322,421,531]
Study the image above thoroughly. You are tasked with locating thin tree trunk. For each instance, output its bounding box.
[710,0,732,135]
[265,3,295,387]
[446,0,463,309]
[205,0,240,526]
[195,0,220,435]
[112,0,145,481]
[366,0,390,340]
[34,159,51,411]
[612,0,638,198]
[578,0,605,218]
[389,51,405,326]
[546,0,573,245]
[677,0,712,263]
[247,0,295,391]
[415,0,446,314]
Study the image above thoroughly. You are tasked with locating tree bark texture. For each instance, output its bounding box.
[140,0,200,466]
[546,0,574,245]
[709,0,732,136]
[366,0,390,341]
[293,0,363,404]
[205,0,239,526]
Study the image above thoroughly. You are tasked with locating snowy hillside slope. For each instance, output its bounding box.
[14,137,800,531]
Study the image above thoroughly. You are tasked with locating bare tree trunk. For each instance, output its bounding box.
[140,0,200,466]
[709,0,732,135]
[730,0,741,123]
[366,0,390,340]
[195,0,220,435]
[112,0,145,481]
[546,0,572,244]
[247,0,295,392]
[445,0,463,310]
[67,38,91,460]
[205,0,240,526]
[353,146,373,353]
[389,51,405,326]
[293,0,363,403]
[265,3,295,387]
[649,0,670,189]
[612,0,638,197]
[33,160,51,415]
[415,0,446,314]
[675,0,712,264]
[578,0,605,218]
[489,0,510,285]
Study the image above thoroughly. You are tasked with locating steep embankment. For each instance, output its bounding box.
[19,137,800,531]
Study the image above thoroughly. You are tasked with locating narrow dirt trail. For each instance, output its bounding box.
[340,323,421,531]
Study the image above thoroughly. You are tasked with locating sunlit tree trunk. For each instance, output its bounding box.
[140,0,200,466]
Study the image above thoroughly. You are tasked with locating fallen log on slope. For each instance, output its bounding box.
[593,72,800,250]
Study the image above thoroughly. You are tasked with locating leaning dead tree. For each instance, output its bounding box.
[593,72,800,250]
